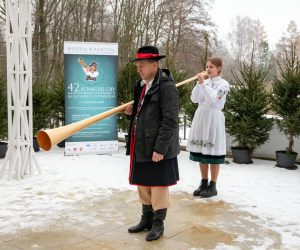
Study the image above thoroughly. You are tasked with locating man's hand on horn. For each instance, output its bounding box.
[120,102,133,115]
[152,151,164,162]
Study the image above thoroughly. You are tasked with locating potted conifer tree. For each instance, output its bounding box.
[0,74,8,158]
[224,45,274,163]
[270,46,300,169]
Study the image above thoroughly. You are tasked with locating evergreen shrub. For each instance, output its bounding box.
[0,73,8,141]
[117,62,140,133]
[32,83,51,135]
[49,77,65,128]
[270,46,300,153]
[224,48,273,153]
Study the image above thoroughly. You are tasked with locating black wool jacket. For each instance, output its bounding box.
[125,68,180,162]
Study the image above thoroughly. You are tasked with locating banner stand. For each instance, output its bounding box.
[64,42,118,156]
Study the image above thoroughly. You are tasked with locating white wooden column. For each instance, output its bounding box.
[0,0,41,180]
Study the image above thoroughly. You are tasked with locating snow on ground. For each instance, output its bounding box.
[0,142,300,249]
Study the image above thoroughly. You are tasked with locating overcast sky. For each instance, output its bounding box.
[210,0,300,49]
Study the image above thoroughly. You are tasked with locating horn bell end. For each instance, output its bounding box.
[37,130,52,151]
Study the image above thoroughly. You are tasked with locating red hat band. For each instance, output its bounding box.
[136,53,159,59]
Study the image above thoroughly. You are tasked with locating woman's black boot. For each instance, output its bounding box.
[128,204,153,233]
[200,180,217,197]
[193,179,208,196]
[146,208,167,241]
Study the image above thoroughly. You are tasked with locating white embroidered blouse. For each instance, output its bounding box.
[191,76,230,110]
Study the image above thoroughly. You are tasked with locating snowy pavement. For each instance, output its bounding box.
[0,142,300,249]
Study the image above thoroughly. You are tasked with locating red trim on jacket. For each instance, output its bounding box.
[128,85,146,183]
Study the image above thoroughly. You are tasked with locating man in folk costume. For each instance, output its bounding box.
[123,46,180,241]
[78,58,99,81]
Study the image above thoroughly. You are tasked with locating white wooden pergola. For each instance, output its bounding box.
[0,0,41,180]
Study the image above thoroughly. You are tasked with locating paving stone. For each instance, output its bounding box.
[207,210,283,248]
[91,222,192,250]
[63,240,115,250]
[62,202,141,238]
[7,229,86,250]
[170,224,239,249]
[0,228,39,242]
[80,189,137,210]
[168,193,229,223]
[0,240,23,250]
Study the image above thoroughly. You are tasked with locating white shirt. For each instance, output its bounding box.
[83,68,99,77]
[140,79,154,94]
[191,76,230,110]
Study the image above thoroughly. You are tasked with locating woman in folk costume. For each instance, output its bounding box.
[186,57,229,198]
[122,46,180,241]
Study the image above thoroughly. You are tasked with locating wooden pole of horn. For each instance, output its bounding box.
[37,72,207,151]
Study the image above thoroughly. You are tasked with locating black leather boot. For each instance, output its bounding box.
[193,179,208,196]
[146,208,167,241]
[128,204,153,233]
[200,180,217,197]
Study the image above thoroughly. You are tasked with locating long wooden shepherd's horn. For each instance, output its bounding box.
[37,72,208,151]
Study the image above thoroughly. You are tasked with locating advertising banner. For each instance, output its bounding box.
[64,42,118,155]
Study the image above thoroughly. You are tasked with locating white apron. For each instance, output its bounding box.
[186,105,226,156]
